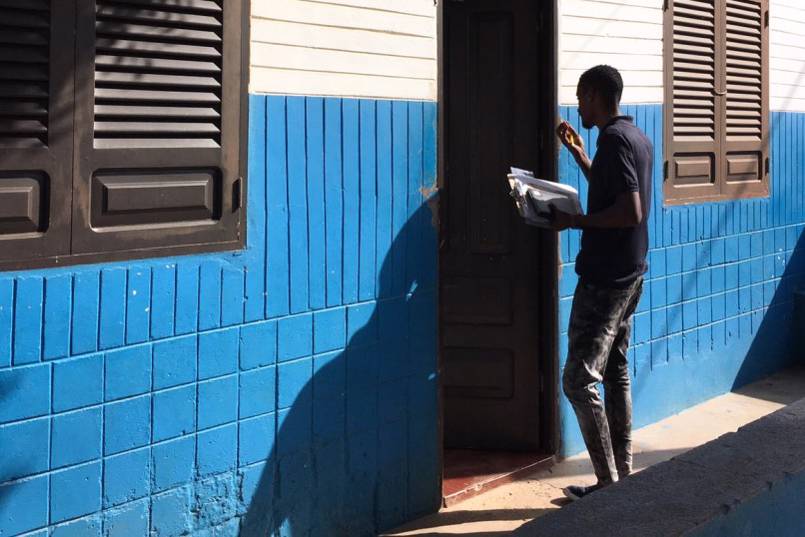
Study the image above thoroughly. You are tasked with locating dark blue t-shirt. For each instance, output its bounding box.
[575,116,653,288]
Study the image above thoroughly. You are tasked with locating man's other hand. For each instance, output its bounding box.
[556,121,585,157]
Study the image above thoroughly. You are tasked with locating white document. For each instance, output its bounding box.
[507,168,583,228]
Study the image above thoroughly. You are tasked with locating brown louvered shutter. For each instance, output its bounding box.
[721,0,769,198]
[0,0,74,261]
[664,0,721,203]
[664,0,769,204]
[71,0,247,255]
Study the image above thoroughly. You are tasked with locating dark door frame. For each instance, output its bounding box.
[435,0,560,466]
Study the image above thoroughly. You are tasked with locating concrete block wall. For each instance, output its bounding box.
[557,105,805,455]
[0,95,440,537]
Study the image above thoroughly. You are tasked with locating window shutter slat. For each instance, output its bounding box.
[665,0,721,199]
[92,0,224,149]
[71,0,247,256]
[722,0,768,192]
[0,0,74,263]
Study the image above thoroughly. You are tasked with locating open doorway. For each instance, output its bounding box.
[438,0,558,506]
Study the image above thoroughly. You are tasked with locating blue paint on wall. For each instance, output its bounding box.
[557,105,805,456]
[0,95,440,536]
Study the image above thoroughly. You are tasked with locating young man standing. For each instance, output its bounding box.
[551,65,653,500]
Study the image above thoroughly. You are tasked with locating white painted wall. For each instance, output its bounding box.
[558,0,664,106]
[770,0,805,112]
[558,0,805,112]
[249,0,438,101]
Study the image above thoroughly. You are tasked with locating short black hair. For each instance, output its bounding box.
[578,65,623,109]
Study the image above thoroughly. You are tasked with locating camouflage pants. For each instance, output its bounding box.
[563,277,643,485]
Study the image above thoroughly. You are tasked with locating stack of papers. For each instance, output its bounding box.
[507,167,583,228]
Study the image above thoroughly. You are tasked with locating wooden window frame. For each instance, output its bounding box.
[663,0,769,206]
[0,0,250,271]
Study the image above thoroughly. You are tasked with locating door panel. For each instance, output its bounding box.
[442,0,543,450]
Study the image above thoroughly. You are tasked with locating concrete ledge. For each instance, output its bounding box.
[515,397,805,537]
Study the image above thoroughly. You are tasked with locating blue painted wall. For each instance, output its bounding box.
[557,105,805,456]
[0,95,440,537]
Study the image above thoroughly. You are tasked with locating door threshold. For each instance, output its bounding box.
[442,449,554,507]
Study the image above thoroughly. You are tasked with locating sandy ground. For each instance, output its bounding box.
[382,367,805,537]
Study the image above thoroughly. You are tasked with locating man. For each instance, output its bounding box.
[551,65,653,500]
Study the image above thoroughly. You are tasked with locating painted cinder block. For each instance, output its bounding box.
[14,276,44,365]
[239,321,277,371]
[277,314,313,362]
[50,461,102,523]
[221,265,246,328]
[0,363,50,424]
[151,486,192,537]
[51,407,102,469]
[197,375,239,430]
[53,354,104,412]
[152,436,195,492]
[0,475,48,535]
[266,97,291,319]
[199,261,223,332]
[667,304,683,335]
[198,328,239,380]
[0,279,14,368]
[313,355,346,445]
[346,359,379,433]
[104,394,152,455]
[103,499,149,537]
[152,384,196,442]
[651,309,668,339]
[313,307,346,354]
[103,447,151,507]
[245,96,267,324]
[193,473,239,529]
[43,275,72,361]
[239,366,276,419]
[633,312,650,345]
[238,414,275,467]
[197,424,237,477]
[175,262,200,335]
[153,335,197,390]
[276,405,312,459]
[99,268,127,350]
[0,417,49,482]
[287,97,311,316]
[377,423,408,529]
[151,264,177,340]
[278,359,313,411]
[126,266,152,345]
[237,462,268,518]
[359,100,378,304]
[347,302,378,347]
[105,345,152,402]
[71,271,100,356]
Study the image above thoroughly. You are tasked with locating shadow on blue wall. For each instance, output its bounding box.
[240,204,440,537]
[733,230,805,390]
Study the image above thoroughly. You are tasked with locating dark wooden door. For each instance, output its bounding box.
[441,0,544,450]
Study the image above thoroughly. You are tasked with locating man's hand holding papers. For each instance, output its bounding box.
[506,168,583,230]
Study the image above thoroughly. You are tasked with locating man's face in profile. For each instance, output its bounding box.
[576,86,595,130]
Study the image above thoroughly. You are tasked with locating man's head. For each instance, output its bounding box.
[576,65,623,129]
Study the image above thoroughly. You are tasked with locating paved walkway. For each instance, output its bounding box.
[383,367,805,536]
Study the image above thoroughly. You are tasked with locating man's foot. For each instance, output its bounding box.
[562,483,605,501]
